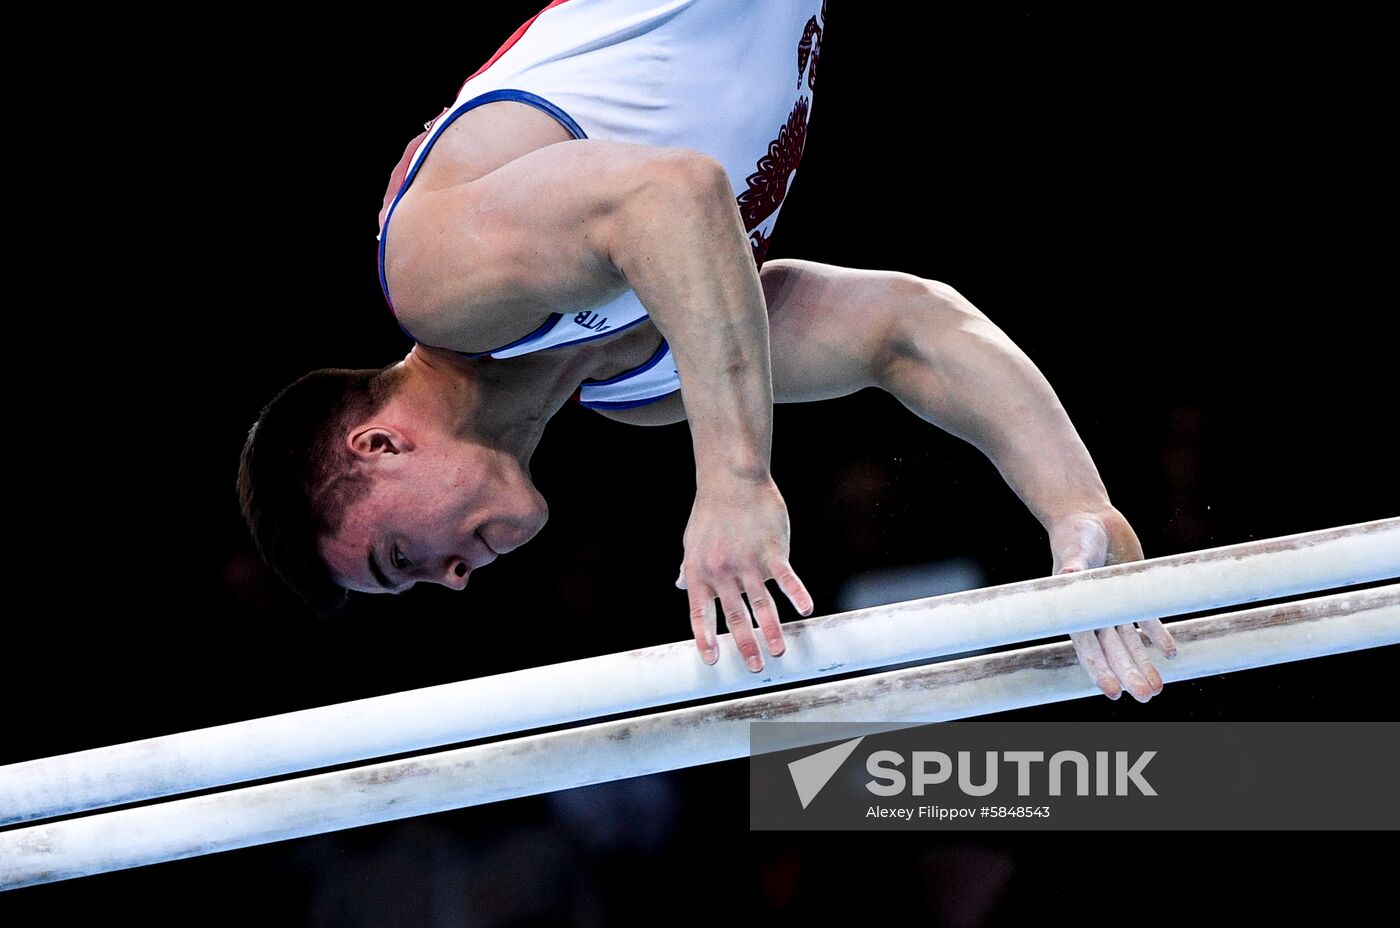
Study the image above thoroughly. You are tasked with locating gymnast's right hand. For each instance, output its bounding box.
[675,474,814,672]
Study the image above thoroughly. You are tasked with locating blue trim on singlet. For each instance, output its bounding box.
[579,389,681,411]
[461,313,653,358]
[457,313,564,359]
[378,88,675,408]
[378,89,588,324]
[576,340,678,409]
[581,338,671,386]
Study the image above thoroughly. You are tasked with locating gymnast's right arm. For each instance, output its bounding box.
[384,139,814,671]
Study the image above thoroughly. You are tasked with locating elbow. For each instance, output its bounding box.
[634,149,736,217]
[890,274,987,336]
[606,149,738,274]
[918,277,988,326]
[658,148,734,197]
[880,276,1006,377]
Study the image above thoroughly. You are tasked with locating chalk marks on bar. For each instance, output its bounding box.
[1,585,1396,890]
[4,517,1397,828]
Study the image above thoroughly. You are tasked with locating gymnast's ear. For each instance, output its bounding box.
[345,424,416,461]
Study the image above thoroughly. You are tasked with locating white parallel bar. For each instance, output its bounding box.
[2,585,1394,890]
[2,517,1397,827]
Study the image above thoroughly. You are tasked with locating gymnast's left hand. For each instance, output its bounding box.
[1049,507,1178,703]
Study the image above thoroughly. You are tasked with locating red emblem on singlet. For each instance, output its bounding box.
[738,1,824,268]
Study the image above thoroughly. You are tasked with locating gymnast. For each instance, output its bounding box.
[238,0,1175,701]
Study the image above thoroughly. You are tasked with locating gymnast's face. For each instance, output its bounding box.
[318,426,549,595]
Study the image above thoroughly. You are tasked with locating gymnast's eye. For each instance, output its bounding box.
[391,547,411,572]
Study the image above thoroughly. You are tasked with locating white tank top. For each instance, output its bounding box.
[378,0,827,410]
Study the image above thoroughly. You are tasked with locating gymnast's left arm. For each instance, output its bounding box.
[875,278,1178,702]
[761,259,1178,702]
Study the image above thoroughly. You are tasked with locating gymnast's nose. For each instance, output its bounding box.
[440,557,469,590]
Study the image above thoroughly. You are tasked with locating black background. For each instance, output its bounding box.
[5,3,1395,923]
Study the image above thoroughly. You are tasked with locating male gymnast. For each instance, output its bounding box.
[239,0,1175,701]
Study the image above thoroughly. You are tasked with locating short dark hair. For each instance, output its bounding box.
[237,365,407,613]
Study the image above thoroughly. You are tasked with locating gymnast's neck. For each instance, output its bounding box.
[386,343,589,463]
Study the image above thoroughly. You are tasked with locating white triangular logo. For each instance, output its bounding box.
[788,737,865,809]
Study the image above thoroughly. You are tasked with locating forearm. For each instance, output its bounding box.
[609,155,774,487]
[881,285,1112,528]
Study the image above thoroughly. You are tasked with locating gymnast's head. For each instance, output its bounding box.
[237,359,548,612]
